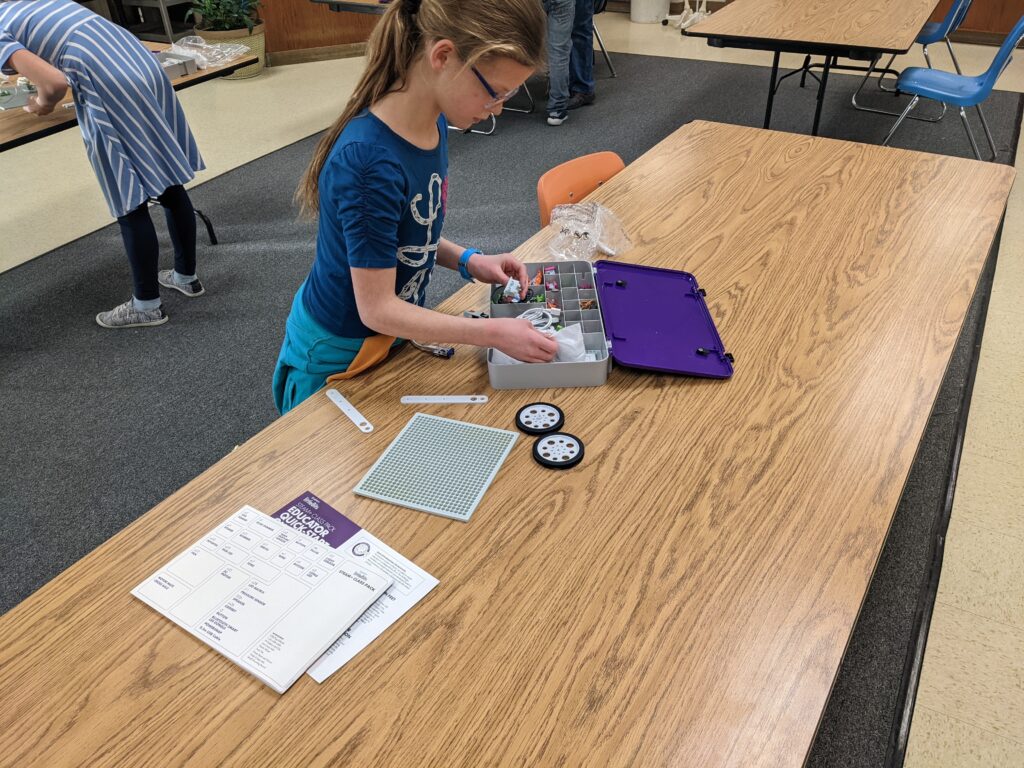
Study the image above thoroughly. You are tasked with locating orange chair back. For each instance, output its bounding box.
[536,151,625,227]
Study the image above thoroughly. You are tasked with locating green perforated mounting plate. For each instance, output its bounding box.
[353,413,519,522]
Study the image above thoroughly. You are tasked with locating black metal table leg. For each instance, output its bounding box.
[811,54,833,136]
[799,54,812,88]
[764,50,781,129]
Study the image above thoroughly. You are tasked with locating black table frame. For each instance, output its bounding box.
[684,33,910,136]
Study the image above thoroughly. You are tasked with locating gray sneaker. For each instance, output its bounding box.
[158,269,205,297]
[95,299,168,329]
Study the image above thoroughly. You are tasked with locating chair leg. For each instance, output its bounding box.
[877,52,899,93]
[852,56,946,122]
[503,82,535,114]
[945,38,964,75]
[594,25,616,78]
[945,37,991,157]
[975,104,998,160]
[922,45,934,70]
[448,113,497,136]
[883,95,920,146]
[959,107,982,160]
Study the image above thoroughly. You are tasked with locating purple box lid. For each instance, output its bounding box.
[593,260,733,378]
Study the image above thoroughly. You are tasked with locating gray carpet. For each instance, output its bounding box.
[1,52,1019,765]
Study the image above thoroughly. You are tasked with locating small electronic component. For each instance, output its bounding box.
[410,340,454,359]
[580,299,596,310]
[545,280,559,292]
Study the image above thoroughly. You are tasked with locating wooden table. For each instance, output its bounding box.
[0,42,258,152]
[686,0,940,135]
[0,121,1013,767]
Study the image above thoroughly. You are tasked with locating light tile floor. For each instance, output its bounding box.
[2,12,1021,764]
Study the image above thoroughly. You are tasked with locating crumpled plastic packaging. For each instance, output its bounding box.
[547,202,632,261]
[491,324,588,365]
[168,36,250,70]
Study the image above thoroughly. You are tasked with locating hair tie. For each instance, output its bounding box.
[402,0,422,16]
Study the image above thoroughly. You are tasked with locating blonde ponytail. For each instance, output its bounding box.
[296,0,546,217]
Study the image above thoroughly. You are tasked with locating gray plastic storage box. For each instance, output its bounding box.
[485,259,735,391]
[486,261,611,389]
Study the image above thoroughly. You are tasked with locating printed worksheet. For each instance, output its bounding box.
[269,492,439,684]
[131,505,392,694]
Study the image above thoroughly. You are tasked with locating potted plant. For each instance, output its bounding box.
[188,0,265,79]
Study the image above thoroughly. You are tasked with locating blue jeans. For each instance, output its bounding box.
[570,0,595,96]
[544,0,574,113]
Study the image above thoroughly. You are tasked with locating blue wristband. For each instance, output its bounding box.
[458,248,480,281]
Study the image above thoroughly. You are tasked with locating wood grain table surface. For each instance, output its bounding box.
[0,42,259,151]
[687,0,940,54]
[0,121,1013,767]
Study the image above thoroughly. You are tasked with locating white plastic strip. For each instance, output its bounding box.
[401,395,489,405]
[326,389,373,432]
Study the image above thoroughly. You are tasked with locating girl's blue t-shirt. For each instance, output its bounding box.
[303,110,449,338]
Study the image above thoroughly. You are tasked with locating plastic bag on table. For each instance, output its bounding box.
[168,36,250,70]
[547,202,632,262]
[490,324,588,365]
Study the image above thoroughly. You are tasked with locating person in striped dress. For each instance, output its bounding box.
[1,0,208,328]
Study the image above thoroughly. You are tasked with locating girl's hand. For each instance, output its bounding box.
[24,85,65,116]
[488,318,559,363]
[468,252,529,299]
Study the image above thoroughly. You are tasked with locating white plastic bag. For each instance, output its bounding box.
[547,202,632,261]
[490,324,588,365]
[554,323,587,362]
[168,36,250,70]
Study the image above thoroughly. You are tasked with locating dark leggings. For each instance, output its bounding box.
[116,185,197,301]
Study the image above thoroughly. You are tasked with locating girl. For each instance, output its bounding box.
[1,0,206,329]
[274,0,559,415]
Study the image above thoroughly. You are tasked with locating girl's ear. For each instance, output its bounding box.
[427,39,458,73]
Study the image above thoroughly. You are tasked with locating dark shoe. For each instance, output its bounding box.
[567,91,596,110]
[547,110,568,126]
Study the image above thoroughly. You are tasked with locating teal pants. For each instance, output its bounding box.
[272,286,366,415]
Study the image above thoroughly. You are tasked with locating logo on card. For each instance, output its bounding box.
[351,542,371,557]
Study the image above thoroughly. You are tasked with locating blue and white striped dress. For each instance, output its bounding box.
[0,0,205,217]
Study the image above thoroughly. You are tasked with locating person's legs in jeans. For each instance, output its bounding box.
[544,0,574,119]
[569,0,595,101]
[156,184,197,282]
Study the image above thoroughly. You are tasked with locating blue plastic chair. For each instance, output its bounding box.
[853,0,973,121]
[883,15,1024,160]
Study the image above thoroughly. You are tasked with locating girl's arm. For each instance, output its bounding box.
[435,238,466,271]
[7,49,67,115]
[351,267,558,363]
[435,237,530,298]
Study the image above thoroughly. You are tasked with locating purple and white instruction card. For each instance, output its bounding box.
[272,492,439,683]
[131,504,392,694]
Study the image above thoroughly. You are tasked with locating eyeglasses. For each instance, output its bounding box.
[471,65,520,110]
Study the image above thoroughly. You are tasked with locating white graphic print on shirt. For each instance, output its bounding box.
[397,173,443,302]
